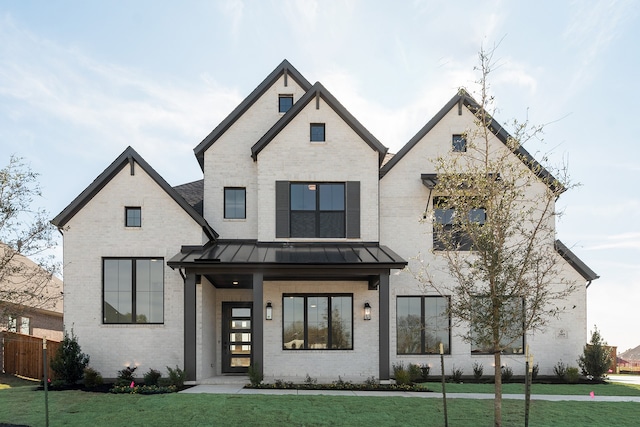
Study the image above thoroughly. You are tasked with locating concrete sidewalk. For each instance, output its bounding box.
[180,384,640,402]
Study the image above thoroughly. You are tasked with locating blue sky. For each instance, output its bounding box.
[1,1,638,353]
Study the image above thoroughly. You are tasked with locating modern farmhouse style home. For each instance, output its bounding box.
[52,60,597,383]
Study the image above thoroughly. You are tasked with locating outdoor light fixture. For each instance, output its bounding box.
[265,301,273,320]
[364,302,371,321]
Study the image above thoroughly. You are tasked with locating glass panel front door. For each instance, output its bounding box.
[222,302,252,373]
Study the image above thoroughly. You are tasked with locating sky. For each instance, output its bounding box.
[1,1,638,354]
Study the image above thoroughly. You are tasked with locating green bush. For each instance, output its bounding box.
[50,329,90,385]
[166,365,187,388]
[248,363,264,387]
[392,363,411,385]
[116,366,138,386]
[408,363,422,383]
[83,367,103,388]
[450,366,463,383]
[143,368,162,386]
[554,361,567,379]
[472,362,484,379]
[501,366,513,382]
[578,326,612,379]
[566,367,580,383]
[304,373,317,386]
[531,363,539,380]
[420,365,430,381]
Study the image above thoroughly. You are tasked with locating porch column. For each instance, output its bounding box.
[252,273,264,375]
[184,272,197,381]
[379,273,390,380]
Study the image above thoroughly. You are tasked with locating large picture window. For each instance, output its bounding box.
[283,294,352,350]
[470,296,524,354]
[103,258,164,324]
[433,197,486,251]
[397,296,450,354]
[290,183,345,238]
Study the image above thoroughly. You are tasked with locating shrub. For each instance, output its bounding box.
[392,363,411,385]
[304,373,317,386]
[408,363,422,383]
[50,329,90,385]
[472,362,484,380]
[501,366,513,382]
[83,367,103,388]
[578,326,612,379]
[531,363,539,380]
[450,366,463,383]
[364,376,378,388]
[420,365,430,381]
[166,365,187,388]
[566,367,580,383]
[116,366,138,386]
[143,368,162,386]
[554,361,567,379]
[248,363,264,387]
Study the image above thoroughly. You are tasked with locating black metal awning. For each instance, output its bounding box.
[167,240,407,288]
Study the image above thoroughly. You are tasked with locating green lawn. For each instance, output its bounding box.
[1,377,640,427]
[426,380,640,396]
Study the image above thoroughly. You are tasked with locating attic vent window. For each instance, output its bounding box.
[310,123,325,142]
[125,207,141,227]
[452,134,467,152]
[279,95,293,113]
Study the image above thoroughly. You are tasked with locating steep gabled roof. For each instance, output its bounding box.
[555,240,599,283]
[51,147,218,241]
[379,90,564,193]
[193,59,313,170]
[173,179,204,216]
[251,82,388,165]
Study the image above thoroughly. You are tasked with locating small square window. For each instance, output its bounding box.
[125,207,141,227]
[310,123,325,142]
[452,134,467,152]
[279,95,293,113]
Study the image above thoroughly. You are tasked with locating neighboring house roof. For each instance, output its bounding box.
[173,179,204,216]
[193,59,313,170]
[51,147,218,240]
[379,90,564,193]
[555,240,599,283]
[251,81,388,165]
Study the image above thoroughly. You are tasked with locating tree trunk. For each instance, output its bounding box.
[494,352,502,427]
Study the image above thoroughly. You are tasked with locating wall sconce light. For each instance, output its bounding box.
[265,301,273,320]
[364,302,371,321]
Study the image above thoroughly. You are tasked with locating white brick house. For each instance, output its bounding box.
[52,60,597,382]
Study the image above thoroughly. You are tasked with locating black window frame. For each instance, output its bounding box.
[224,187,247,219]
[433,197,486,251]
[396,296,451,355]
[282,293,353,350]
[125,207,141,227]
[289,182,345,238]
[452,134,467,152]
[102,257,164,325]
[310,123,325,142]
[279,95,294,113]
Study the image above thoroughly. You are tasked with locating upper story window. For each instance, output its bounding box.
[279,95,293,113]
[397,296,450,354]
[290,183,345,238]
[452,134,467,152]
[125,207,141,227]
[310,123,325,142]
[224,187,246,219]
[103,258,164,324]
[433,197,485,251]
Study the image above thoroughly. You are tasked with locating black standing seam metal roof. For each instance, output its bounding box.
[251,81,389,166]
[167,241,407,269]
[51,146,218,241]
[379,90,565,194]
[555,239,600,282]
[193,59,313,170]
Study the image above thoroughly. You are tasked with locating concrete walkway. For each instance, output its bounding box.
[180,382,640,402]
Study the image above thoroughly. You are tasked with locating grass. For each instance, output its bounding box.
[426,380,640,396]
[1,374,640,426]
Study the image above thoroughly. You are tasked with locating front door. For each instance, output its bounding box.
[222,302,252,373]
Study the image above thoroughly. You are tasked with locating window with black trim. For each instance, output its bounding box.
[310,123,325,141]
[103,258,164,324]
[397,296,450,354]
[433,197,485,251]
[471,296,524,354]
[290,183,345,238]
[452,134,467,152]
[283,294,353,350]
[224,187,246,219]
[125,207,141,227]
[279,95,293,113]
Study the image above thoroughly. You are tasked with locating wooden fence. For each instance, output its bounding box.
[1,332,60,380]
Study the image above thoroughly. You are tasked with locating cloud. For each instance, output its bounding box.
[585,232,640,251]
[219,0,245,38]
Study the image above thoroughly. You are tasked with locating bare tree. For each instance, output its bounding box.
[409,47,579,426]
[0,155,61,322]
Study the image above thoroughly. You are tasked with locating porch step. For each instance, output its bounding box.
[198,376,249,385]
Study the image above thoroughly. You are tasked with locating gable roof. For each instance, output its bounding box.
[251,81,388,165]
[51,147,218,241]
[193,59,313,170]
[555,240,599,283]
[379,90,565,193]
